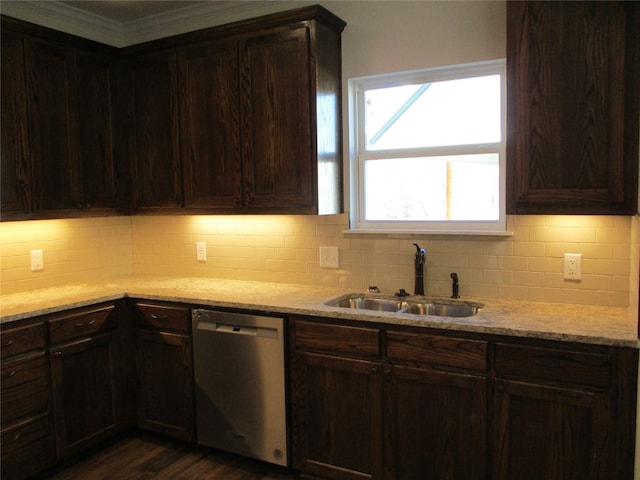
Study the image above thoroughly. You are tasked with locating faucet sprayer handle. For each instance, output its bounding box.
[413,243,426,264]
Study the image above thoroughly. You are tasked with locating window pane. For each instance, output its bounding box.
[364,154,499,221]
[364,75,501,151]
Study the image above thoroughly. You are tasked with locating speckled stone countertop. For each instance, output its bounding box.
[1,275,637,348]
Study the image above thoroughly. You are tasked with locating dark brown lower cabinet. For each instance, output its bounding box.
[132,301,194,441]
[291,318,637,480]
[493,379,609,480]
[492,342,637,480]
[293,351,383,480]
[0,322,54,480]
[50,330,123,459]
[385,366,486,480]
[48,303,124,460]
[134,330,193,440]
[291,318,487,480]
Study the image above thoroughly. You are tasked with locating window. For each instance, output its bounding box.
[349,60,506,234]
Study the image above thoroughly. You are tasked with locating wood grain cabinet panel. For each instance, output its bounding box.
[506,1,639,214]
[178,40,242,210]
[0,18,121,220]
[385,365,486,480]
[0,26,32,217]
[48,304,124,460]
[133,301,193,441]
[126,51,181,211]
[0,320,54,480]
[492,342,637,480]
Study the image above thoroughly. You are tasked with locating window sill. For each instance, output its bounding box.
[343,228,514,237]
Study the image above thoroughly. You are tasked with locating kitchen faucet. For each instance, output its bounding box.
[450,272,460,298]
[413,243,426,295]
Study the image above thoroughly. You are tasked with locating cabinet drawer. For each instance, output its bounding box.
[294,319,380,358]
[1,353,49,426]
[495,343,611,389]
[1,323,46,359]
[48,304,117,344]
[134,302,190,332]
[386,331,487,373]
[1,415,55,479]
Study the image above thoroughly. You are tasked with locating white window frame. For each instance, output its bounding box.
[348,60,508,235]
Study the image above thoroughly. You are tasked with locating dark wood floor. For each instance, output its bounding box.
[35,432,301,480]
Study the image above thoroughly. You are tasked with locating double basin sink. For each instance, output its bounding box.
[326,294,483,318]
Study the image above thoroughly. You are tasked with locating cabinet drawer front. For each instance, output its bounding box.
[386,331,487,373]
[1,323,46,359]
[495,343,611,389]
[134,302,190,332]
[1,353,49,426]
[294,319,380,358]
[1,415,55,479]
[48,304,117,344]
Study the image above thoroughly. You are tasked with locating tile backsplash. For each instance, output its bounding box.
[1,214,637,308]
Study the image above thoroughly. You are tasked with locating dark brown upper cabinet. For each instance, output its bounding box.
[506,1,639,215]
[1,6,345,220]
[177,40,242,211]
[0,18,121,220]
[122,5,345,215]
[124,51,182,212]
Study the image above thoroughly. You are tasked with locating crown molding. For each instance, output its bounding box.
[0,0,312,48]
[1,1,126,46]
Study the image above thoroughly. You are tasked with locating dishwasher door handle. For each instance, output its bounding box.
[196,320,278,338]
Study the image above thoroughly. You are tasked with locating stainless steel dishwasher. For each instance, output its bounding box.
[191,309,288,466]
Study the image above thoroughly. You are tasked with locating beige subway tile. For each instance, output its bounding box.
[497,285,530,301]
[528,257,561,273]
[595,259,630,276]
[546,215,581,227]
[497,256,528,271]
[529,227,563,242]
[483,270,512,285]
[513,242,545,257]
[513,271,544,286]
[596,228,631,245]
[468,254,498,269]
[512,215,546,227]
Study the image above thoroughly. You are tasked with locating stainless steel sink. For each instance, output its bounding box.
[330,296,406,312]
[400,302,481,317]
[326,294,483,318]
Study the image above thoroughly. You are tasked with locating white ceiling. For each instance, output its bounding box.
[58,1,216,23]
[0,0,310,47]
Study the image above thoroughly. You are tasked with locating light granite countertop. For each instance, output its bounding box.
[1,275,637,348]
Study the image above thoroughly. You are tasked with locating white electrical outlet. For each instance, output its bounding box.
[30,249,44,272]
[319,246,339,268]
[196,242,207,262]
[563,253,582,280]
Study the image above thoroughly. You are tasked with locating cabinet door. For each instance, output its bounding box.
[385,365,486,480]
[129,52,181,210]
[291,351,383,480]
[240,25,314,211]
[492,379,612,480]
[24,38,79,213]
[0,28,33,218]
[134,329,193,441]
[75,51,119,212]
[506,1,639,214]
[178,41,242,210]
[50,331,123,459]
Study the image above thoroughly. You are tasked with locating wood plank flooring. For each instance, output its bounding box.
[35,432,300,479]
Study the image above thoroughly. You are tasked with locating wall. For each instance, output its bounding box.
[1,213,634,307]
[0,217,132,295]
[0,1,638,310]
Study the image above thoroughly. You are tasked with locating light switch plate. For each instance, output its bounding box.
[30,249,44,272]
[320,246,339,268]
[196,242,207,262]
